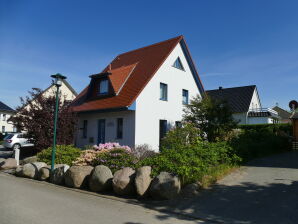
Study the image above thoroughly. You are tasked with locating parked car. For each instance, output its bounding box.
[3,133,34,150]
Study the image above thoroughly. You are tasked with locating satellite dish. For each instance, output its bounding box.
[289,100,298,111]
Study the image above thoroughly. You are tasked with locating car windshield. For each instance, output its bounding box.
[4,134,14,140]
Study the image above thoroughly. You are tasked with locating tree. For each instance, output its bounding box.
[183,94,237,142]
[10,88,77,151]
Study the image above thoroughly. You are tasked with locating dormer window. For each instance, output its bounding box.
[173,57,185,71]
[98,79,109,95]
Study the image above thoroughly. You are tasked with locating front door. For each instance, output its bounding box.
[97,119,106,144]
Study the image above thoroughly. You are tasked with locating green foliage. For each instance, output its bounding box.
[161,123,202,150]
[139,141,240,185]
[238,123,292,135]
[230,126,291,162]
[91,148,137,173]
[183,95,238,142]
[37,145,82,166]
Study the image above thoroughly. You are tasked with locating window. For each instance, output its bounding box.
[2,114,6,121]
[82,120,88,138]
[116,118,123,139]
[159,120,167,145]
[182,89,189,105]
[98,79,109,95]
[175,121,182,128]
[1,126,5,133]
[160,83,168,101]
[173,57,185,71]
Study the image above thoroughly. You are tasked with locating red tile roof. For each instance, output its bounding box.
[71,36,202,112]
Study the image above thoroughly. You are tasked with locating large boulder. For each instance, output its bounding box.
[112,167,136,195]
[0,158,17,170]
[22,162,47,179]
[135,166,152,197]
[89,165,113,192]
[65,166,94,188]
[15,166,24,177]
[38,166,51,181]
[180,183,201,198]
[150,172,181,200]
[0,158,6,166]
[50,164,70,185]
[21,156,38,165]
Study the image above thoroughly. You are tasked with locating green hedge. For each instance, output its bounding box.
[37,145,82,166]
[139,142,240,186]
[231,124,292,162]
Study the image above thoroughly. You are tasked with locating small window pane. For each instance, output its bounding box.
[117,118,123,139]
[160,83,168,101]
[182,89,189,105]
[173,57,185,71]
[82,120,88,138]
[99,80,108,94]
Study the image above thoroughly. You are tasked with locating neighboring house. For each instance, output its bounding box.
[272,105,291,123]
[71,36,204,151]
[21,79,78,112]
[0,101,16,133]
[206,85,279,125]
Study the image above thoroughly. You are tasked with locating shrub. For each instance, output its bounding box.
[139,141,240,185]
[91,148,137,173]
[230,126,291,162]
[37,145,81,166]
[161,123,202,150]
[132,144,157,160]
[73,142,132,168]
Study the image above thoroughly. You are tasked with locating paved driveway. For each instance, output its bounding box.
[145,152,298,224]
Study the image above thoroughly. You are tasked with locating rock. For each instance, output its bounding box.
[0,158,6,166]
[65,166,94,188]
[180,183,201,198]
[89,165,113,192]
[22,162,47,179]
[150,172,181,200]
[0,158,17,170]
[135,166,152,197]
[38,166,51,181]
[50,164,70,185]
[21,156,38,165]
[2,169,16,175]
[15,166,23,177]
[112,167,136,195]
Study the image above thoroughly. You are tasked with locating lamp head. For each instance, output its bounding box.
[51,73,67,87]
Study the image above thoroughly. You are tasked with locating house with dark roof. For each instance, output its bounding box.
[272,105,291,123]
[71,36,204,151]
[206,85,279,124]
[0,101,16,133]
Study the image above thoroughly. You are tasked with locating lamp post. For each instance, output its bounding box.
[50,73,67,172]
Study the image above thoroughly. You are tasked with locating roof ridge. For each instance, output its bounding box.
[207,85,256,91]
[117,35,183,57]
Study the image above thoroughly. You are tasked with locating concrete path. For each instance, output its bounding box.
[0,173,205,224]
[144,152,298,224]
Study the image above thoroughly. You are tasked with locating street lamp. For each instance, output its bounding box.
[50,73,67,172]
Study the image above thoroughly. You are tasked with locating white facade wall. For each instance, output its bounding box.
[135,43,202,151]
[0,112,15,133]
[232,113,247,125]
[248,117,273,124]
[248,89,262,110]
[76,111,135,148]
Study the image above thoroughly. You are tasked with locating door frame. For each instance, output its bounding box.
[97,119,106,145]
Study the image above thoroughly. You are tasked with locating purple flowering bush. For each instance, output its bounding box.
[91,148,137,173]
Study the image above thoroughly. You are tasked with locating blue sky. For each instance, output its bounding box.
[1,0,297,110]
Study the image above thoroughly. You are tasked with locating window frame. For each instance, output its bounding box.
[159,83,168,101]
[182,89,189,105]
[172,57,185,71]
[82,120,88,139]
[98,79,109,95]
[116,118,123,139]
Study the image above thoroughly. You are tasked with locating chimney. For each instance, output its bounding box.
[108,64,112,71]
[219,86,223,90]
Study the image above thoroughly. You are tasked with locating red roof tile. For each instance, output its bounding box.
[71,36,199,112]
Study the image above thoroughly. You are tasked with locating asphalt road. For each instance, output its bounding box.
[151,152,298,224]
[0,173,204,224]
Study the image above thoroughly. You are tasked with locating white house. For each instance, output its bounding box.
[71,36,205,151]
[206,85,279,124]
[0,101,16,133]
